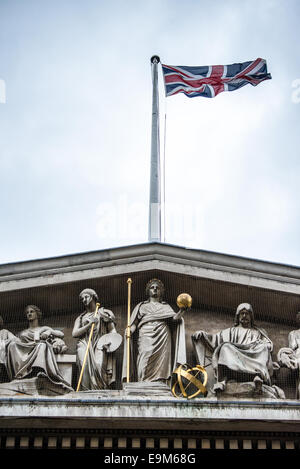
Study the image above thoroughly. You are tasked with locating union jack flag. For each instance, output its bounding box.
[161,58,272,98]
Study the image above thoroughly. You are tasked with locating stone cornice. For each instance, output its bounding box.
[0,395,299,432]
[1,242,300,294]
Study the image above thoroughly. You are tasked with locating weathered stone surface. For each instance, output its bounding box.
[122,381,173,398]
[213,381,285,400]
[0,376,72,396]
[56,354,76,385]
[0,394,298,433]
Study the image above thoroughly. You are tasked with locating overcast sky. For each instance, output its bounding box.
[0,0,300,266]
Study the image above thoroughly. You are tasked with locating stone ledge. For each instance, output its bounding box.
[55,354,76,363]
[0,395,299,433]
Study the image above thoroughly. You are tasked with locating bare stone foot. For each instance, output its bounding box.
[253,375,263,394]
[213,380,226,393]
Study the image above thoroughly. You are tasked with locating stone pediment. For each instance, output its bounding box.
[0,242,300,441]
[1,242,300,324]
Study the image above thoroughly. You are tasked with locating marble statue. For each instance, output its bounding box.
[122,278,187,384]
[0,316,17,382]
[72,288,119,391]
[6,305,72,392]
[192,303,276,394]
[277,312,300,398]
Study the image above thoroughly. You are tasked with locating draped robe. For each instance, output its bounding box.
[122,300,186,383]
[277,328,300,397]
[75,308,116,390]
[287,329,300,364]
[0,329,17,382]
[193,325,273,384]
[6,327,73,391]
[0,329,16,365]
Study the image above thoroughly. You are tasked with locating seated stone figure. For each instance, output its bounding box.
[277,312,300,398]
[192,303,280,396]
[6,305,72,393]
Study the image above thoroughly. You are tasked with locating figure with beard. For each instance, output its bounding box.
[192,303,274,393]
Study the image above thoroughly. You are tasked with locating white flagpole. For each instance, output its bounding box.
[148,55,161,242]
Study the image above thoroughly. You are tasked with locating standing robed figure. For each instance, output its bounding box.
[122,279,187,384]
[72,288,118,391]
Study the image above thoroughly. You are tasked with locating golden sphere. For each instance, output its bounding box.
[176,293,192,309]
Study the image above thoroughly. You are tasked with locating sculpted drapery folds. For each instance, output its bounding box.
[72,288,118,391]
[192,303,274,393]
[0,316,17,381]
[6,305,72,392]
[278,312,300,398]
[122,279,187,384]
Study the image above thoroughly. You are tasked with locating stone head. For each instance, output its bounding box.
[79,288,99,308]
[24,305,42,321]
[146,278,165,301]
[234,303,254,328]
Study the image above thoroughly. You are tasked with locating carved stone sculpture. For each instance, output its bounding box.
[192,303,284,398]
[0,316,17,382]
[5,305,72,393]
[277,312,300,398]
[122,278,187,384]
[72,288,119,391]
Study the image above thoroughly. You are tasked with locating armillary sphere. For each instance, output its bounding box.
[172,364,208,399]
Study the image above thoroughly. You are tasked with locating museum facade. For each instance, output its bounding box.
[0,242,299,450]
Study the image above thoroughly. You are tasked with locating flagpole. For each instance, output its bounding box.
[148,55,161,242]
